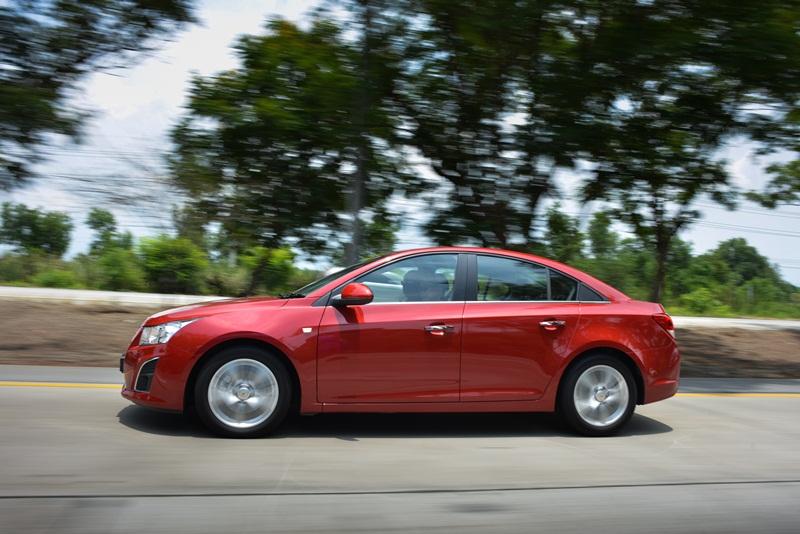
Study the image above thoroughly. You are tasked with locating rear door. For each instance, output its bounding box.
[460,254,581,401]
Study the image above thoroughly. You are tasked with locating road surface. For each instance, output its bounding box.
[1,370,799,533]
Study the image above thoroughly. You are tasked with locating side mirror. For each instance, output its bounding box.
[332,282,374,306]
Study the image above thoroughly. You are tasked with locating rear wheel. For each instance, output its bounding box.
[194,346,292,438]
[558,354,637,436]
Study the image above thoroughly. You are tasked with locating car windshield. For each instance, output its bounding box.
[284,257,377,298]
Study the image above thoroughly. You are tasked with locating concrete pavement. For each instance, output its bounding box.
[0,285,227,307]
[0,382,798,532]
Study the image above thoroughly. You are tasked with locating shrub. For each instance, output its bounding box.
[97,248,147,291]
[30,269,81,289]
[678,287,732,316]
[239,246,295,295]
[139,235,208,293]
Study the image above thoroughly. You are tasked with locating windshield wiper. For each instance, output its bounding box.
[279,292,305,299]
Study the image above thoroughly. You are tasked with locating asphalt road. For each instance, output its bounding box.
[1,374,799,534]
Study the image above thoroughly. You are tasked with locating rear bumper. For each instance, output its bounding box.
[641,342,681,404]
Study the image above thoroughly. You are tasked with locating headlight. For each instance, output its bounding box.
[139,320,197,346]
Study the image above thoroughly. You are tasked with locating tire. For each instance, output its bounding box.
[558,354,637,436]
[194,346,292,438]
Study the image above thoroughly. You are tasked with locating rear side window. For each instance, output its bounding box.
[476,256,548,301]
[550,270,578,301]
[474,255,604,301]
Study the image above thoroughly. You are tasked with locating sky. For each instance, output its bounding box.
[6,0,800,284]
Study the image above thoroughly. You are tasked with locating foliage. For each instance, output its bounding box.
[138,235,208,294]
[86,208,133,253]
[0,203,73,256]
[239,246,295,295]
[388,0,800,302]
[543,204,583,264]
[536,210,799,317]
[169,17,416,256]
[97,248,147,291]
[30,268,81,289]
[0,0,196,189]
[749,158,800,208]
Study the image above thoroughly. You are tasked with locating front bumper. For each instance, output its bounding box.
[121,343,186,412]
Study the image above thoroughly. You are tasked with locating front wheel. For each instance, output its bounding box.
[194,346,292,438]
[558,355,637,436]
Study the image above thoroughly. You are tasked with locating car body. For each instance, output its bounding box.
[121,247,680,436]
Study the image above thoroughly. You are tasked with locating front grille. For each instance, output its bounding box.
[134,358,158,392]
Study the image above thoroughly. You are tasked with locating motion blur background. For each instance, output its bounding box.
[2,0,800,318]
[2,3,800,533]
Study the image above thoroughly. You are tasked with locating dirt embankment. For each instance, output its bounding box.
[0,301,159,366]
[0,300,798,377]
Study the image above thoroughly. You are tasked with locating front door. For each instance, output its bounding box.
[317,253,465,403]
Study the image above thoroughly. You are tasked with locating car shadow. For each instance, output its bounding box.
[117,406,672,439]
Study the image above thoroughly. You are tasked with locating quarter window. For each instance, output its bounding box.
[353,254,458,303]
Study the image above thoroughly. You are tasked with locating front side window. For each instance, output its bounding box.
[476,256,548,301]
[354,254,458,303]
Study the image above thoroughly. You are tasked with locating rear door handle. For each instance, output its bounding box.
[425,324,455,336]
[539,320,566,332]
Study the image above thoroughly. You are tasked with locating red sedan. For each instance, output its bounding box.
[121,247,679,437]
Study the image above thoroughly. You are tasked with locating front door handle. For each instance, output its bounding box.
[425,324,455,336]
[539,319,566,332]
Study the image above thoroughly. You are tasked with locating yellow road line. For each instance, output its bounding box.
[0,381,120,389]
[676,392,800,398]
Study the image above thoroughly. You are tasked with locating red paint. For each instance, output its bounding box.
[121,247,680,415]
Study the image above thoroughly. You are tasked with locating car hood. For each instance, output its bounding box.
[144,296,288,325]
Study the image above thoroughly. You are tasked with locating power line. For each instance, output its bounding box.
[694,201,800,220]
[694,221,800,238]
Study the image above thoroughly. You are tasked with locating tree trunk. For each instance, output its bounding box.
[346,0,373,265]
[650,239,669,303]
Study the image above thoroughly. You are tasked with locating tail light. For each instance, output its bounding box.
[652,313,675,338]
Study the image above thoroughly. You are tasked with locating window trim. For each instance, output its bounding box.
[317,252,469,306]
[467,253,610,303]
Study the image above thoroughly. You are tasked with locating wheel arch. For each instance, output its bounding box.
[183,337,302,415]
[556,347,645,406]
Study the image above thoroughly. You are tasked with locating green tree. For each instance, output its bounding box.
[543,205,583,264]
[749,158,800,207]
[86,208,132,253]
[713,238,781,285]
[170,18,415,257]
[0,203,73,256]
[398,0,566,248]
[331,207,399,264]
[139,235,208,293]
[587,212,618,259]
[0,0,196,189]
[575,1,800,302]
[239,247,295,296]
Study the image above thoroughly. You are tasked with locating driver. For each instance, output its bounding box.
[402,269,449,302]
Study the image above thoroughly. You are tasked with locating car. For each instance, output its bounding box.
[121,247,680,437]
